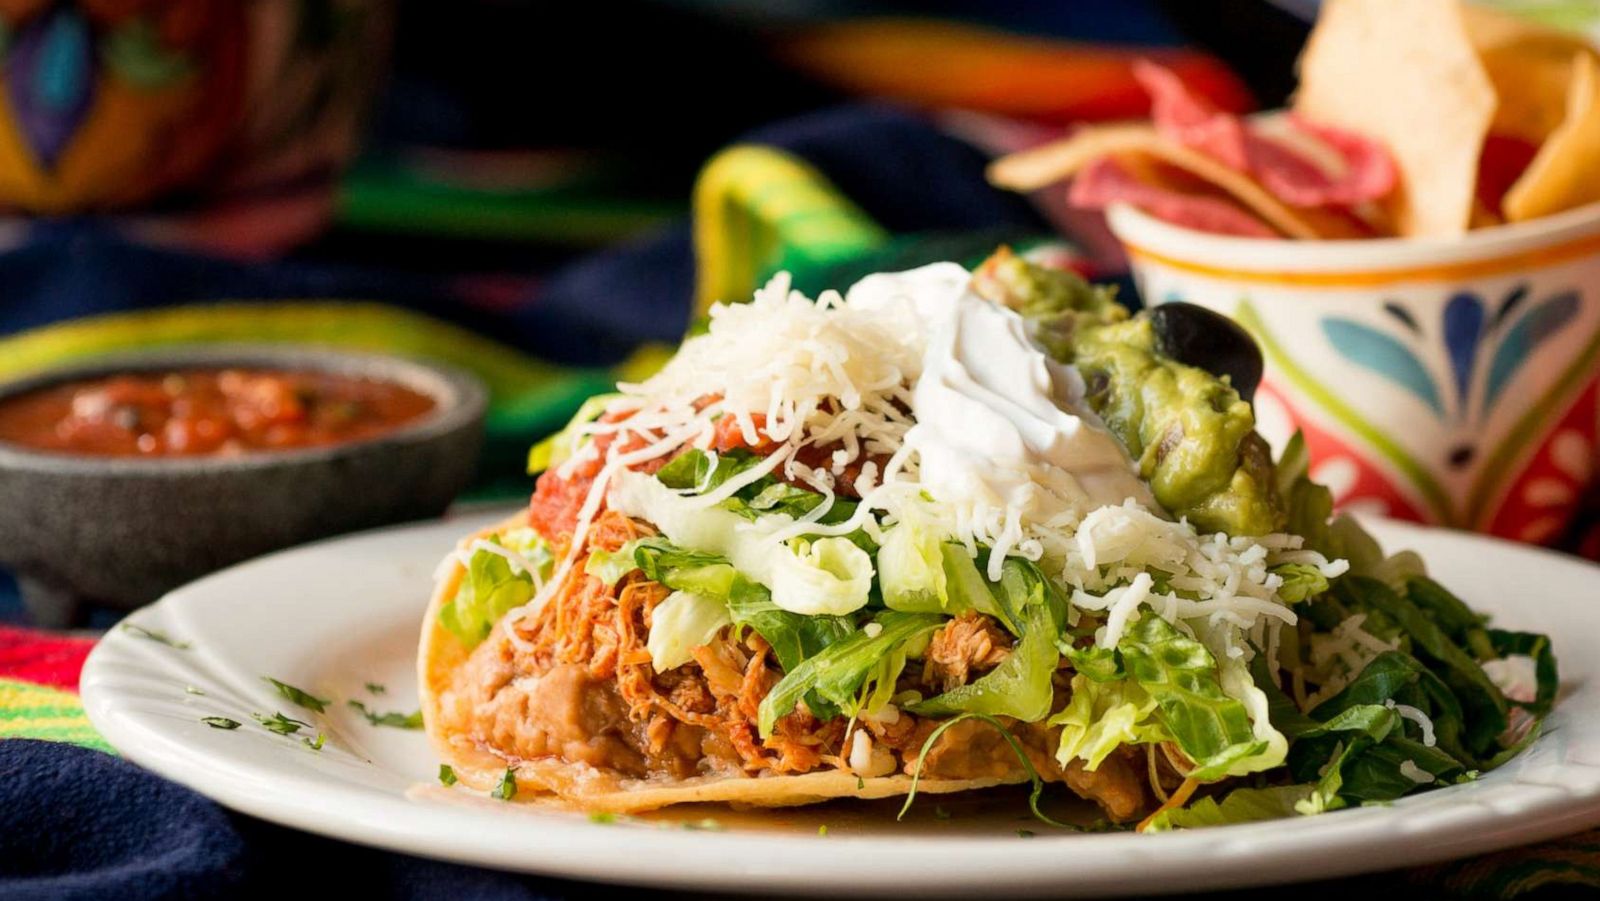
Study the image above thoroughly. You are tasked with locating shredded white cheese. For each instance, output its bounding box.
[1398,759,1435,784]
[518,263,1331,664]
[1387,699,1438,747]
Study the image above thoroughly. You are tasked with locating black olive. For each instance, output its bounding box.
[1148,302,1264,403]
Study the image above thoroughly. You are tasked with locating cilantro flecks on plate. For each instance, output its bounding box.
[262,677,330,713]
[253,712,311,736]
[348,700,423,729]
[121,623,191,649]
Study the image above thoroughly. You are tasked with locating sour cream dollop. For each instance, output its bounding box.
[848,264,1155,564]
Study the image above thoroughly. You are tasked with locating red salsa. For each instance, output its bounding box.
[0,369,436,457]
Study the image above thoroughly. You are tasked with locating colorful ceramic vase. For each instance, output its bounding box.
[1110,203,1600,545]
[0,0,388,251]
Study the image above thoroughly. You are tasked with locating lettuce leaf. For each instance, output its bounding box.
[439,534,551,647]
[585,539,645,587]
[910,599,1058,722]
[1290,704,1469,812]
[1060,643,1123,682]
[1334,577,1509,756]
[1051,674,1166,770]
[1142,784,1313,831]
[631,537,855,676]
[877,519,948,612]
[757,611,944,736]
[656,448,862,529]
[646,590,733,671]
[525,393,619,474]
[879,530,1040,637]
[769,536,875,616]
[655,447,758,495]
[1271,562,1330,603]
[1487,629,1559,717]
[1117,614,1267,781]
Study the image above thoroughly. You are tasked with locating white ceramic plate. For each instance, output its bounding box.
[82,509,1600,898]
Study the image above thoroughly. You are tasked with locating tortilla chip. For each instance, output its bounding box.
[1468,9,1596,144]
[1294,0,1496,238]
[986,123,1334,240]
[417,516,1026,813]
[1504,52,1600,222]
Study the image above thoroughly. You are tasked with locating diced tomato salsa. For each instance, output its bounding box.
[0,369,435,457]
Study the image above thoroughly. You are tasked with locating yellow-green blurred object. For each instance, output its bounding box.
[692,145,890,317]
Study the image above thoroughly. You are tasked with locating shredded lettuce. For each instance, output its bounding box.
[525,393,619,474]
[630,537,855,677]
[646,590,733,670]
[1142,784,1314,831]
[1271,562,1330,603]
[1060,643,1123,682]
[758,611,944,737]
[1279,432,1425,590]
[1117,614,1272,781]
[656,448,862,529]
[655,447,756,496]
[1335,577,1509,756]
[585,539,645,587]
[1051,674,1166,771]
[769,536,875,616]
[877,519,948,612]
[439,533,553,647]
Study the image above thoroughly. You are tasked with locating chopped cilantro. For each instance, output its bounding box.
[364,682,387,695]
[438,765,458,786]
[1017,829,1036,839]
[588,811,617,824]
[184,685,206,696]
[682,818,723,831]
[201,716,240,730]
[262,677,329,713]
[856,775,865,790]
[303,733,326,751]
[492,767,517,801]
[348,700,423,729]
[122,623,191,649]
[252,711,310,736]
[817,825,829,837]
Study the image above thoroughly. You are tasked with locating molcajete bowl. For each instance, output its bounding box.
[1108,201,1600,547]
[0,346,486,626]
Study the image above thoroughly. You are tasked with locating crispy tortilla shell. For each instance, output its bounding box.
[986,123,1366,240]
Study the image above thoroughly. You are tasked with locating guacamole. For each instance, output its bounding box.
[973,249,1286,536]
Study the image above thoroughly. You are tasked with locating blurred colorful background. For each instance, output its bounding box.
[0,0,1595,621]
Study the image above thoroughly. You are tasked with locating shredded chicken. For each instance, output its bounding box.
[924,611,1014,693]
[441,504,1153,821]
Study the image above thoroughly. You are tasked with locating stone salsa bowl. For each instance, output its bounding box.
[0,346,487,626]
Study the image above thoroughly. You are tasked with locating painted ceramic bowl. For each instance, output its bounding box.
[1108,202,1600,545]
[0,346,485,626]
[0,1,390,252]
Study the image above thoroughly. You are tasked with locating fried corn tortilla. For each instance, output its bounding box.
[1504,52,1600,222]
[1294,0,1497,238]
[986,123,1334,240]
[1464,4,1598,145]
